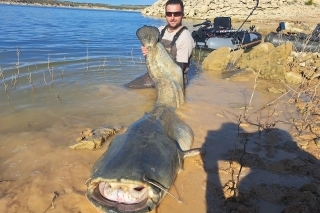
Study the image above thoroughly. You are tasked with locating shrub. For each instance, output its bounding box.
[305,0,315,5]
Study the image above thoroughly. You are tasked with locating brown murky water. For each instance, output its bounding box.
[2,65,319,213]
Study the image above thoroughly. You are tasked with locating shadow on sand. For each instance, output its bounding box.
[201,122,320,213]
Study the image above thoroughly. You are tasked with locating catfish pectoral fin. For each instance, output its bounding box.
[183,148,202,159]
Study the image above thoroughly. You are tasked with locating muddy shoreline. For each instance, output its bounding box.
[2,71,319,213]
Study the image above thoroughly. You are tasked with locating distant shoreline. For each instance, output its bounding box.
[0,1,145,12]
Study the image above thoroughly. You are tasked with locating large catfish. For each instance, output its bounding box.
[86,26,200,213]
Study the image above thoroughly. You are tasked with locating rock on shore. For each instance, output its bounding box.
[201,42,320,84]
[142,0,320,21]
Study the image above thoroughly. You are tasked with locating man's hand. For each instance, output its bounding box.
[141,46,148,56]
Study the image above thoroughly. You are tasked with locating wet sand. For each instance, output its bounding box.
[1,67,319,212]
[157,73,320,213]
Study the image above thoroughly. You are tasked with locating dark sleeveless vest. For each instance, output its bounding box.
[159,25,188,61]
[159,25,190,85]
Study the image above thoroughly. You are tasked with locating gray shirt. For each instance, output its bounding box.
[158,26,195,64]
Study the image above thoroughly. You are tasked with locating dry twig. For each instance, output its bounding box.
[44,191,59,213]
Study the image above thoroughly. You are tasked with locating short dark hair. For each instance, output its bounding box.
[165,0,184,13]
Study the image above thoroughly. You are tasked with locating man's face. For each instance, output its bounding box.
[165,4,183,30]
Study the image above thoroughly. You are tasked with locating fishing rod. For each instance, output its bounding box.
[232,0,260,43]
[193,0,259,35]
[237,0,259,32]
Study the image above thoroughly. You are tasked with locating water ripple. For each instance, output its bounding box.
[0,4,165,115]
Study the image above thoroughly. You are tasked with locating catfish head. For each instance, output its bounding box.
[86,175,164,213]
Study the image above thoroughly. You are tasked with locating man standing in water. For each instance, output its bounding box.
[126,0,195,88]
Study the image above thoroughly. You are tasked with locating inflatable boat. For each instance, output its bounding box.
[264,22,320,52]
[192,17,262,51]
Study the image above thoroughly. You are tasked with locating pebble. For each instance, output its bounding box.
[297,139,309,147]
[314,137,320,147]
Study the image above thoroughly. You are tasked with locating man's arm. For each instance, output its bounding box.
[175,32,194,65]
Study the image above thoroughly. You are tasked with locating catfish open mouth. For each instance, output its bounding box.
[88,181,156,212]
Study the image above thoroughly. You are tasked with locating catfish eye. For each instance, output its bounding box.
[134,186,145,191]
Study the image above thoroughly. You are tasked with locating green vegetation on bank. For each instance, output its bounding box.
[305,0,317,5]
[0,0,149,10]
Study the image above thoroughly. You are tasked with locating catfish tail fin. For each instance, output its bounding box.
[136,26,160,47]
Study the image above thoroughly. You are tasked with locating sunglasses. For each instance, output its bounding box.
[165,11,183,17]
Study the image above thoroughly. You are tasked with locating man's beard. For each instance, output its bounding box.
[168,22,182,30]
